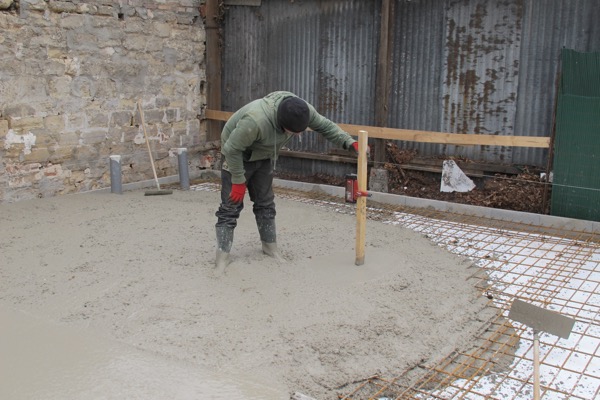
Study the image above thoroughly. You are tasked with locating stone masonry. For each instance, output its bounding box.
[0,0,214,202]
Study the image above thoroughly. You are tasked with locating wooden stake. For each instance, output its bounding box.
[533,330,541,400]
[355,130,368,265]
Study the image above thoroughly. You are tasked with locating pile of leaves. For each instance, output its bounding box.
[383,144,550,214]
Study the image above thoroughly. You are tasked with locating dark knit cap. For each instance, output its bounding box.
[277,97,310,132]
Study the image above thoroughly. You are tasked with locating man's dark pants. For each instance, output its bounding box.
[215,159,276,232]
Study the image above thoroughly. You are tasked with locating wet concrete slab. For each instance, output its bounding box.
[0,305,287,400]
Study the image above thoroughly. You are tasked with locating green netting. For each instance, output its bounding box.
[551,95,600,220]
[560,49,600,97]
[551,49,600,221]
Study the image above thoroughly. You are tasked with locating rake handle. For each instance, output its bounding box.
[138,101,161,190]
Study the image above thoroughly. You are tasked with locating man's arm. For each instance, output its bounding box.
[305,104,355,149]
[221,116,260,184]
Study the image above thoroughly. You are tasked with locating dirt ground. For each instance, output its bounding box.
[0,187,496,399]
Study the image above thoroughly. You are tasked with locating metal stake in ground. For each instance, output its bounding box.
[355,130,368,265]
[508,298,576,400]
[138,101,173,196]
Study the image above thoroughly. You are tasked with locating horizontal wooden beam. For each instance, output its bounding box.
[337,124,550,148]
[279,149,359,164]
[205,109,232,122]
[279,150,530,177]
[204,109,550,148]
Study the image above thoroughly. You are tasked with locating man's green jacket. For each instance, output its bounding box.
[221,91,356,184]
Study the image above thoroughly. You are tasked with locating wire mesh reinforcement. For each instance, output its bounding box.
[192,180,600,400]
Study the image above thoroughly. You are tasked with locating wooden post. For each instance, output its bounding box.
[374,0,393,165]
[533,330,541,400]
[355,130,368,266]
[205,0,223,141]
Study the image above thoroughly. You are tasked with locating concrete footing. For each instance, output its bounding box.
[369,168,389,193]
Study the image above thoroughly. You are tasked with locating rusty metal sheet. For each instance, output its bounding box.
[220,0,600,170]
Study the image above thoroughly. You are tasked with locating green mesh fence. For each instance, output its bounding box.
[560,49,600,97]
[551,49,600,221]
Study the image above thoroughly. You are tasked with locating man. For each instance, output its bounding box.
[214,91,364,273]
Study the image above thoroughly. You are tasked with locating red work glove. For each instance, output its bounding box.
[229,183,246,203]
[351,142,371,158]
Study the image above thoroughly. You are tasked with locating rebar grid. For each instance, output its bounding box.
[192,181,600,400]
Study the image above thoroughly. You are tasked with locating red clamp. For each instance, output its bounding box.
[345,174,372,203]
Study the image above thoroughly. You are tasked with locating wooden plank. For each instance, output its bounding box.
[279,150,358,164]
[204,109,550,148]
[205,109,232,122]
[278,150,487,176]
[534,332,541,400]
[337,124,550,148]
[223,0,261,5]
[205,0,223,141]
[355,130,368,266]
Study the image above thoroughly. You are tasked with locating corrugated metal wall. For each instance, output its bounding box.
[220,0,600,172]
[221,0,380,177]
[441,0,522,162]
[388,0,445,153]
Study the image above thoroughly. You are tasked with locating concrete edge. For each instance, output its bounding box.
[93,169,599,234]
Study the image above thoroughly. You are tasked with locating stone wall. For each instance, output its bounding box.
[0,0,214,202]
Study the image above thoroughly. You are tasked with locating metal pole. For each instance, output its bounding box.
[109,155,122,194]
[177,148,190,190]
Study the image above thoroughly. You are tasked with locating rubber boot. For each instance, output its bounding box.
[261,241,286,262]
[214,250,230,276]
[214,226,234,275]
[257,219,285,262]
